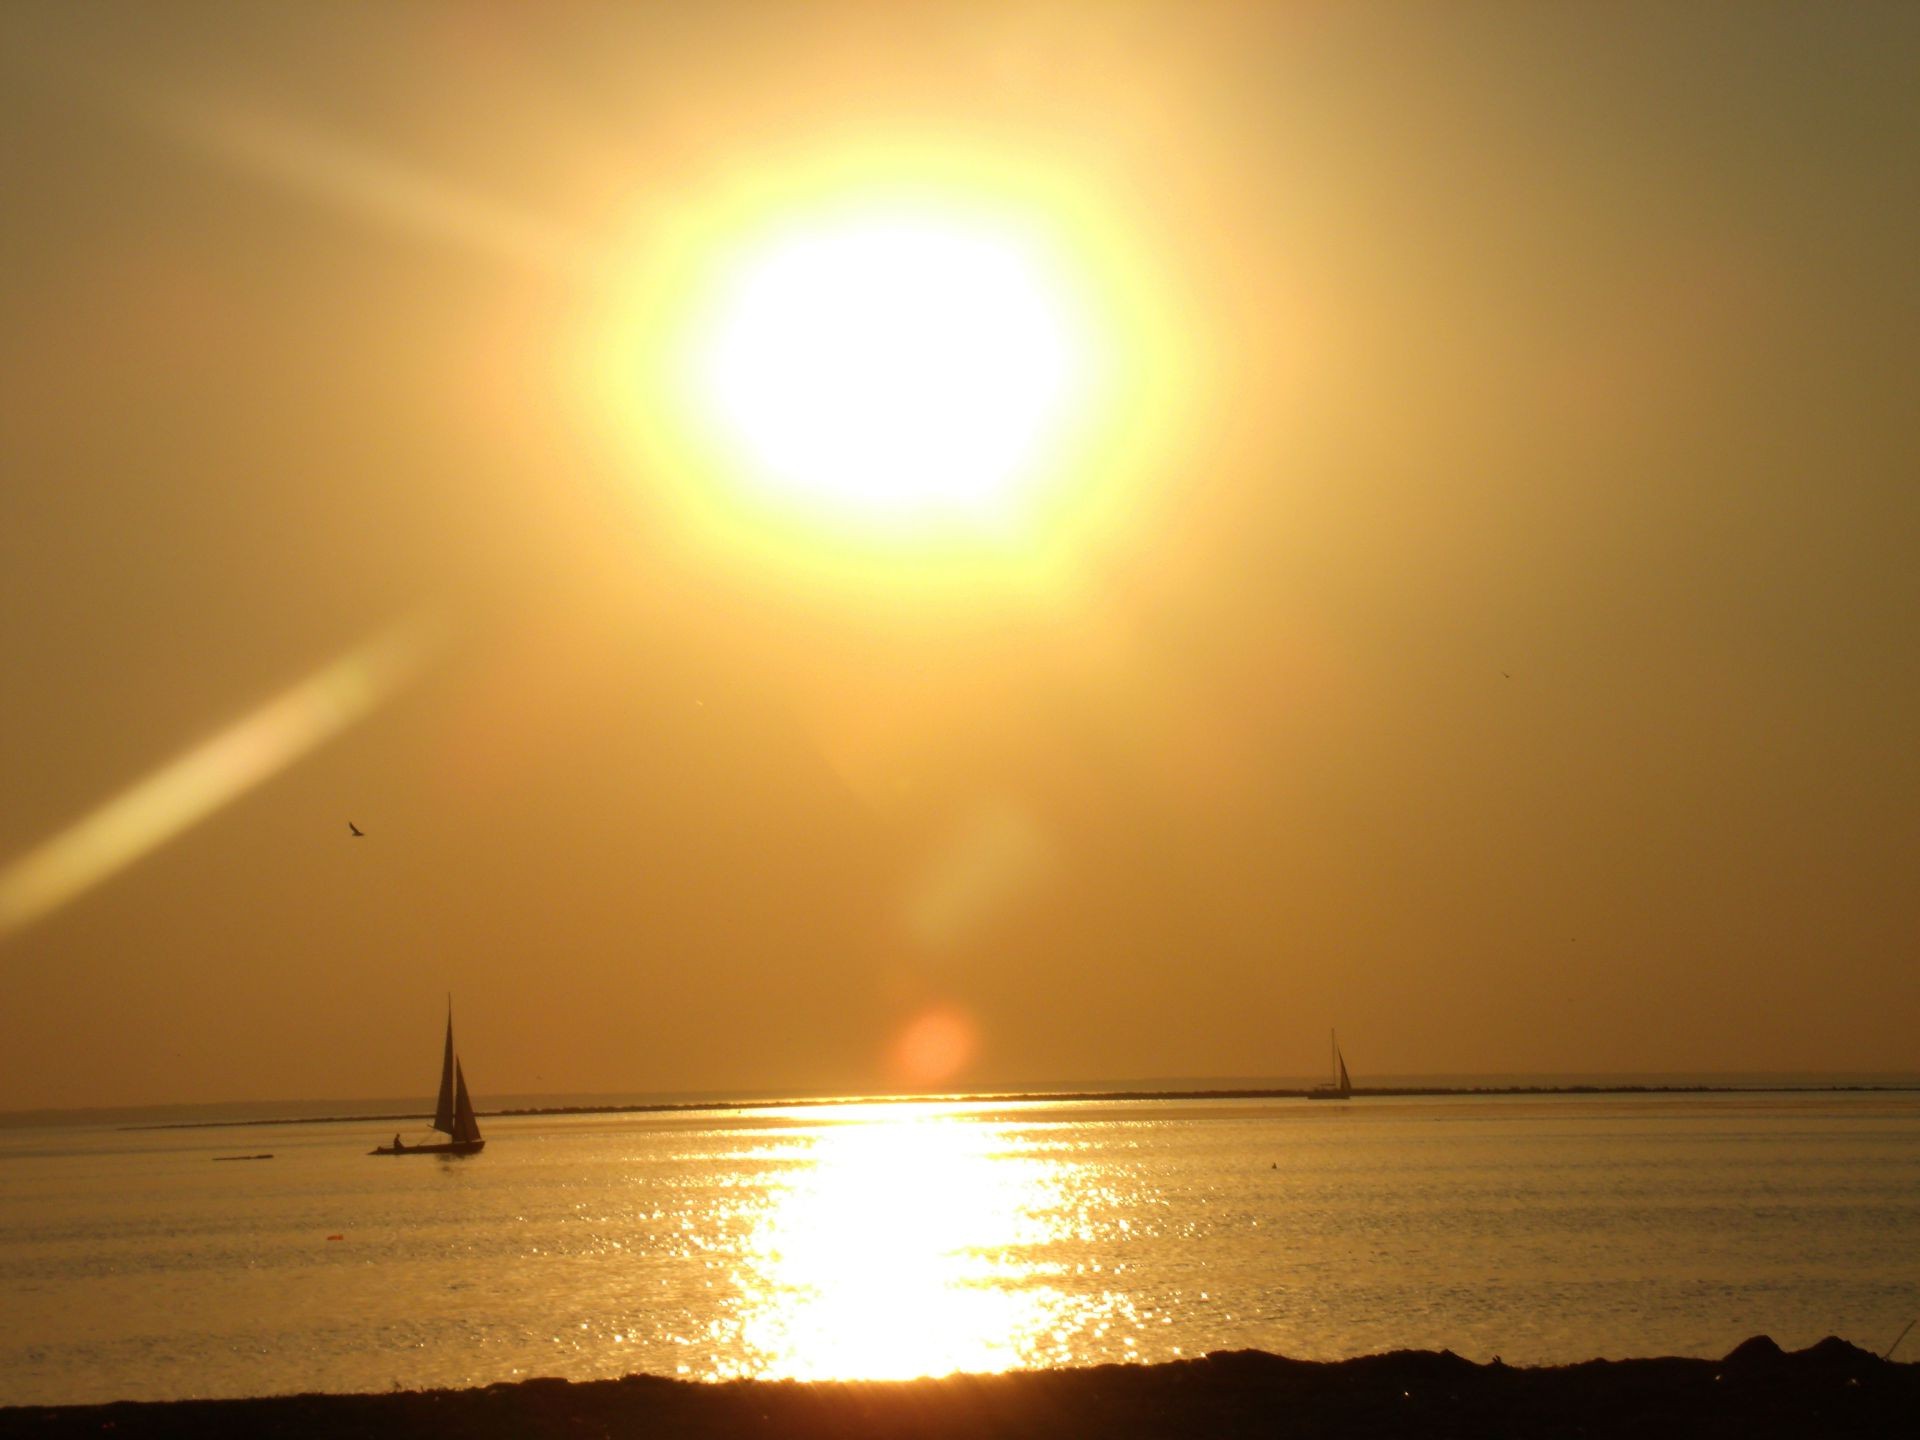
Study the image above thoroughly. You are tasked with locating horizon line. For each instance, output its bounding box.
[1,1071,1914,1131]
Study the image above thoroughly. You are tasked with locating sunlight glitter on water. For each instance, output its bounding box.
[723,1110,1083,1379]
[5,1092,1919,1404]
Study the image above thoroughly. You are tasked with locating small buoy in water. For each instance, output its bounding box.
[326,1234,344,1241]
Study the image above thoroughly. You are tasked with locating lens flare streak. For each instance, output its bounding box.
[0,615,440,941]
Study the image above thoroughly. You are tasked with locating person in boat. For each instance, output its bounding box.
[392,1134,403,1151]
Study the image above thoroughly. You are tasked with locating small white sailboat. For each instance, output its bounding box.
[371,1005,485,1155]
[1307,1029,1353,1100]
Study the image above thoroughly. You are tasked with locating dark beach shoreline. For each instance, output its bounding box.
[5,1337,1912,1439]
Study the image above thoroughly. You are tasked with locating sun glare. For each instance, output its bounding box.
[591,145,1192,590]
[688,208,1089,536]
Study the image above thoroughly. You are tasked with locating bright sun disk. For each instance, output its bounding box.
[686,206,1093,537]
[591,149,1196,590]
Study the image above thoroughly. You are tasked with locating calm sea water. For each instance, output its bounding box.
[2,1091,1917,1406]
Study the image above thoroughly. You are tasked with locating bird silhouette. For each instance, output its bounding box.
[348,822,364,837]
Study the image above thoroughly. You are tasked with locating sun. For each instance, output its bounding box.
[684,202,1095,539]
[589,146,1195,591]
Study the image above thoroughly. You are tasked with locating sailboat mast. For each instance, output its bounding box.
[432,1004,457,1136]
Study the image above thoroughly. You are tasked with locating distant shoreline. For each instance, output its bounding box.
[121,1082,1920,1132]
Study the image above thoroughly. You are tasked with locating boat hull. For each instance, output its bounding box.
[1306,1090,1351,1101]
[369,1141,485,1156]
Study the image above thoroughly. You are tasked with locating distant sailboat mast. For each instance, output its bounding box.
[1309,1028,1353,1100]
[429,1002,482,1145]
[432,1007,457,1136]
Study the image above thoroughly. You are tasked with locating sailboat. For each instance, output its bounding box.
[1307,1029,1353,1101]
[370,1006,485,1155]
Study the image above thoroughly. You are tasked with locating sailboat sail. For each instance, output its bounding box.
[373,1004,485,1155]
[1309,1028,1353,1099]
[432,1013,457,1135]
[451,1061,482,1145]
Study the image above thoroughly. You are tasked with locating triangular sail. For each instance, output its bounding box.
[1307,1028,1352,1099]
[431,1011,457,1135]
[452,1060,482,1144]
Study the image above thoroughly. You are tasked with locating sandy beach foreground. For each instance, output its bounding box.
[3,1337,1912,1439]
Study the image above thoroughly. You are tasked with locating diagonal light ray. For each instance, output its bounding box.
[156,95,592,275]
[0,613,443,943]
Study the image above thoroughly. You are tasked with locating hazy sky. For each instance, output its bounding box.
[3,2,1917,1109]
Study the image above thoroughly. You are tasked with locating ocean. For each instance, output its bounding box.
[2,1090,1917,1406]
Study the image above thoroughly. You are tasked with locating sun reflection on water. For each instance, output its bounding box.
[723,1108,1083,1380]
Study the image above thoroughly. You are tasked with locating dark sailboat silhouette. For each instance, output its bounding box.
[371,1006,485,1155]
[1307,1029,1353,1101]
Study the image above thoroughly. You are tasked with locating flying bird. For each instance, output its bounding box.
[348,822,364,837]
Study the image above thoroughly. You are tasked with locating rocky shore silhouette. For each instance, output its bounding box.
[4,1336,1911,1439]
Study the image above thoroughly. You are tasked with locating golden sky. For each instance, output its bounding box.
[2,2,1917,1108]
